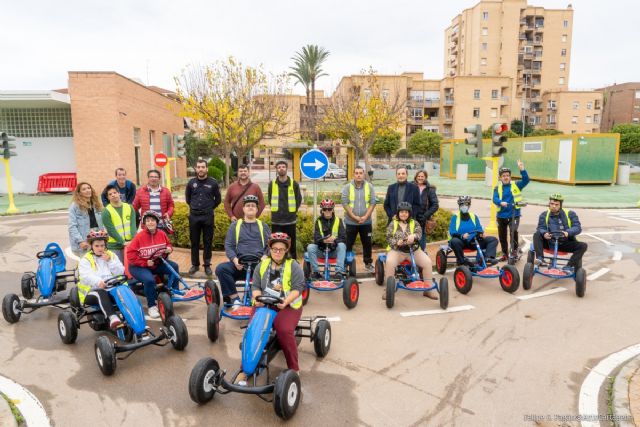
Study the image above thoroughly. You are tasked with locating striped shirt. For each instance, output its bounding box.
[148,187,162,214]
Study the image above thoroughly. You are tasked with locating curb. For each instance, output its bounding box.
[0,393,18,427]
[612,355,640,426]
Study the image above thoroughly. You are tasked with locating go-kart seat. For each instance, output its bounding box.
[543,249,570,256]
[317,256,338,265]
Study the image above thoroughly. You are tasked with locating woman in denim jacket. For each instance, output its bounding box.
[68,182,104,257]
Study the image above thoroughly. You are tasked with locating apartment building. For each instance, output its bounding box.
[597,82,640,131]
[540,90,603,134]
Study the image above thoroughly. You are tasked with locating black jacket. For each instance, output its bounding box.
[267,177,302,225]
[383,181,421,222]
[417,182,439,225]
[313,215,346,250]
[185,177,221,214]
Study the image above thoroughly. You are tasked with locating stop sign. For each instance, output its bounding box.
[154,153,168,167]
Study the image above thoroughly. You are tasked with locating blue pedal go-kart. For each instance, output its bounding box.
[57,275,189,376]
[2,243,77,324]
[301,247,359,309]
[435,230,519,295]
[522,231,586,297]
[374,248,448,310]
[189,295,331,420]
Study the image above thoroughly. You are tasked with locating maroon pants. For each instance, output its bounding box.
[250,305,302,371]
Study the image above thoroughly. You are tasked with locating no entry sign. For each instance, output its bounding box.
[154,153,168,167]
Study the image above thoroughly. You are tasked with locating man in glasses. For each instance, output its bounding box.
[306,199,347,281]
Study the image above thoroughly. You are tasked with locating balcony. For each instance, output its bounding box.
[533,38,543,46]
[443,117,453,124]
[501,96,509,104]
[444,97,454,106]
[408,99,440,108]
[442,131,453,139]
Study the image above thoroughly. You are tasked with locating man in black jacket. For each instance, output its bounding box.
[267,160,302,259]
[306,199,347,280]
[384,165,421,224]
[186,159,221,276]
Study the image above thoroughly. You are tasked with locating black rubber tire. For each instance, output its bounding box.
[385,276,396,309]
[204,280,220,306]
[273,370,302,420]
[500,264,520,293]
[58,310,78,344]
[68,286,81,309]
[439,278,449,310]
[313,319,331,357]
[206,303,220,342]
[342,278,359,309]
[21,273,35,300]
[189,357,220,404]
[95,335,117,376]
[436,250,448,275]
[527,250,535,264]
[2,294,21,324]
[167,315,189,350]
[157,292,174,325]
[453,266,473,294]
[347,259,357,278]
[375,258,385,286]
[522,262,534,291]
[575,268,586,298]
[303,260,311,279]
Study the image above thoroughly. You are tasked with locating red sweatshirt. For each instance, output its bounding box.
[127,228,173,267]
[132,186,175,218]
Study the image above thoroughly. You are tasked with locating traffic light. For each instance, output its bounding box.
[464,124,483,157]
[175,135,186,158]
[1,132,17,160]
[491,123,509,156]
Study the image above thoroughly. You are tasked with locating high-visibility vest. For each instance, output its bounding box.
[348,182,371,209]
[270,179,296,213]
[235,219,265,249]
[497,183,523,207]
[317,217,341,238]
[258,258,301,309]
[545,209,572,228]
[387,219,416,250]
[77,250,116,304]
[106,203,133,244]
[454,212,478,232]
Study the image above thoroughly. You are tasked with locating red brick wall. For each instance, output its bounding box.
[599,83,640,131]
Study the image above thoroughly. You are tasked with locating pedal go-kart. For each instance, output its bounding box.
[2,243,77,324]
[522,231,586,297]
[205,254,260,343]
[374,249,448,310]
[57,275,188,376]
[189,295,331,420]
[301,247,359,309]
[506,201,527,265]
[435,230,519,295]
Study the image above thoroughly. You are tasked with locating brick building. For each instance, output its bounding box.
[597,82,640,131]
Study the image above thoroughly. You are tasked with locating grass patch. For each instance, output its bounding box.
[0,392,25,426]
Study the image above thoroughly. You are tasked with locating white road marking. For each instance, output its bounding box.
[400,305,475,317]
[64,246,80,261]
[584,230,640,236]
[326,317,341,322]
[0,375,51,427]
[609,216,640,225]
[579,343,640,427]
[583,233,613,246]
[612,251,623,261]
[516,287,567,300]
[358,277,376,282]
[587,268,610,281]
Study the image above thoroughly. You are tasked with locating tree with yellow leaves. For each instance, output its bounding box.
[175,57,290,187]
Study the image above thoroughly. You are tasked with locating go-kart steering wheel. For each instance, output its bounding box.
[255,295,284,307]
[104,275,128,288]
[549,231,567,239]
[148,247,168,260]
[36,250,58,259]
[238,254,261,266]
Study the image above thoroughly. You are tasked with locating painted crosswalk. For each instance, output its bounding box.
[595,209,640,225]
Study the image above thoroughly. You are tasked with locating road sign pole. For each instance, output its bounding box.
[2,158,19,214]
[164,163,172,192]
[313,179,318,225]
[483,156,499,234]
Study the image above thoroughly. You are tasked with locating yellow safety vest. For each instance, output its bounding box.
[235,219,265,248]
[387,219,416,250]
[454,212,478,232]
[348,182,371,209]
[258,258,301,309]
[106,203,133,244]
[545,209,572,228]
[497,183,523,207]
[77,250,117,304]
[270,179,296,213]
[317,217,341,238]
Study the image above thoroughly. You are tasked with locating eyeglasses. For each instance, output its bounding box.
[271,247,286,253]
[322,208,333,212]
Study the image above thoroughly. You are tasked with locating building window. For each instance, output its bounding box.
[523,142,543,152]
[491,108,497,118]
[547,114,556,124]
[474,89,480,99]
[560,63,566,70]
[573,101,579,110]
[363,89,371,100]
[561,49,567,57]
[482,11,489,20]
[491,90,498,99]
[0,108,73,138]
[482,43,488,51]
[482,27,488,36]
[594,114,600,124]
[559,77,565,85]
[585,116,592,124]
[562,34,567,42]
[382,89,389,101]
[411,108,423,119]
[547,100,556,110]
[473,108,480,118]
[480,58,487,66]
[572,116,578,124]
[133,128,141,146]
[586,102,592,109]
[636,90,640,99]
[563,20,569,28]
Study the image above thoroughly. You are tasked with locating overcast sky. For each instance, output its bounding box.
[1,0,637,94]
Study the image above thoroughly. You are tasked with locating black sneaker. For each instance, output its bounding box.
[333,272,344,281]
[204,266,213,277]
[534,258,548,268]
[188,265,199,276]
[486,257,499,266]
[311,272,322,280]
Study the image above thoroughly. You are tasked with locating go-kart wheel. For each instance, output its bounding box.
[68,286,81,309]
[189,357,220,404]
[157,292,174,325]
[342,278,359,309]
[303,260,311,280]
[206,303,220,342]
[385,276,396,309]
[117,325,135,343]
[95,336,117,376]
[527,250,535,264]
[436,249,448,275]
[575,268,586,298]
[453,266,473,295]
[167,315,189,350]
[439,278,449,310]
[522,262,534,291]
[313,319,331,357]
[58,310,78,344]
[21,273,35,300]
[499,264,520,293]
[374,259,384,286]
[204,280,220,306]
[2,294,21,324]
[273,370,301,420]
[301,285,310,306]
[347,259,357,278]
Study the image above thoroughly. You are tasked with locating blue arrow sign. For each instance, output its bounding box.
[300,149,329,180]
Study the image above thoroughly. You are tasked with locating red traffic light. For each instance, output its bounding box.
[493,123,509,134]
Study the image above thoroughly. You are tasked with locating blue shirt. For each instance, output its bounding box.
[449,212,484,242]
[492,170,530,218]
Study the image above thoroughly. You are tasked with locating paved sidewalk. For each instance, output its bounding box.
[613,355,640,426]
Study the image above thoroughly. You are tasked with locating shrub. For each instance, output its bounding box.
[396,148,412,158]
[171,203,232,250]
[208,166,223,182]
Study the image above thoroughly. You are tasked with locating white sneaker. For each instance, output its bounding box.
[231,299,243,312]
[148,306,160,319]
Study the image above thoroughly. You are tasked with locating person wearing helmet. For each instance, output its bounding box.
[216,195,271,312]
[307,199,347,280]
[533,194,586,270]
[448,196,498,267]
[77,230,125,329]
[126,210,179,319]
[492,160,529,261]
[384,202,437,299]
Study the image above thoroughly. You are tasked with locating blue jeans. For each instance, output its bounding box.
[419,232,427,251]
[129,260,180,308]
[215,261,247,297]
[307,242,346,273]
